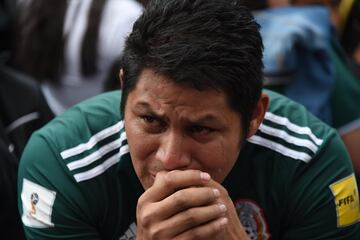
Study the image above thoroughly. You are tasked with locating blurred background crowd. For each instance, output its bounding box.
[0,0,359,238]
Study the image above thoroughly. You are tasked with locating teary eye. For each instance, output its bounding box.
[141,115,156,123]
[189,125,215,135]
[139,115,166,133]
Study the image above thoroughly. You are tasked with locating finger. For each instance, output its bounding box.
[201,178,229,196]
[147,203,228,239]
[143,169,211,202]
[173,215,228,240]
[150,186,221,220]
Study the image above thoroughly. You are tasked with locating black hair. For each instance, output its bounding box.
[135,0,150,7]
[241,0,268,10]
[12,0,106,82]
[0,0,16,56]
[341,0,360,57]
[121,0,264,136]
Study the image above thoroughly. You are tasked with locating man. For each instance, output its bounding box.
[18,0,360,239]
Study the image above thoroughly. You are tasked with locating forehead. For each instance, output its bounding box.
[130,69,225,104]
[126,69,239,120]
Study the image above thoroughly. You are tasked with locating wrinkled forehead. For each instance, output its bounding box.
[133,69,227,104]
[126,68,239,117]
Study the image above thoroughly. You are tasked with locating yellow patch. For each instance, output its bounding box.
[329,174,360,227]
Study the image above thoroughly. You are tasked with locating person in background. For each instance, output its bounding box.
[291,1,360,177]
[244,0,360,184]
[338,0,360,79]
[12,0,142,115]
[340,0,360,67]
[18,0,360,239]
[0,64,54,240]
[0,0,54,238]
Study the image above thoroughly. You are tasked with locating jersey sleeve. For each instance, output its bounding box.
[282,130,360,239]
[18,133,102,240]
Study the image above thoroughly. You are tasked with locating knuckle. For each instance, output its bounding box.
[163,172,176,188]
[139,209,152,228]
[148,226,164,239]
[137,194,146,207]
[156,171,167,179]
[172,191,188,208]
[154,171,166,185]
[183,208,197,225]
[160,172,179,190]
[187,229,202,240]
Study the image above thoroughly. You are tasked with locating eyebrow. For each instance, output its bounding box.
[187,114,223,126]
[133,102,224,126]
[133,102,166,118]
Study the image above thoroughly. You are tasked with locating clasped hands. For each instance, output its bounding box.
[136,169,249,240]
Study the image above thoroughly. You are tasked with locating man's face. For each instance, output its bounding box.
[124,69,244,189]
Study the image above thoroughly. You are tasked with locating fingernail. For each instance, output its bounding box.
[219,217,228,226]
[213,188,220,197]
[200,172,210,181]
[218,203,227,212]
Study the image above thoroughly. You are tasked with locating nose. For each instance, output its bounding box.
[155,130,191,170]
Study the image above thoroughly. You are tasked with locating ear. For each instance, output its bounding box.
[247,93,270,138]
[119,68,124,89]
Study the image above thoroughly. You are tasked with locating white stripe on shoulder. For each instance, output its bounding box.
[74,144,129,182]
[265,112,323,146]
[61,121,124,159]
[258,124,318,154]
[247,135,312,163]
[67,132,127,171]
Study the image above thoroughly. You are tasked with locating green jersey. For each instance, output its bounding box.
[18,90,360,239]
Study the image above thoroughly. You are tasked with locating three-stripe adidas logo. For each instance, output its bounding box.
[248,112,323,163]
[60,121,129,182]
